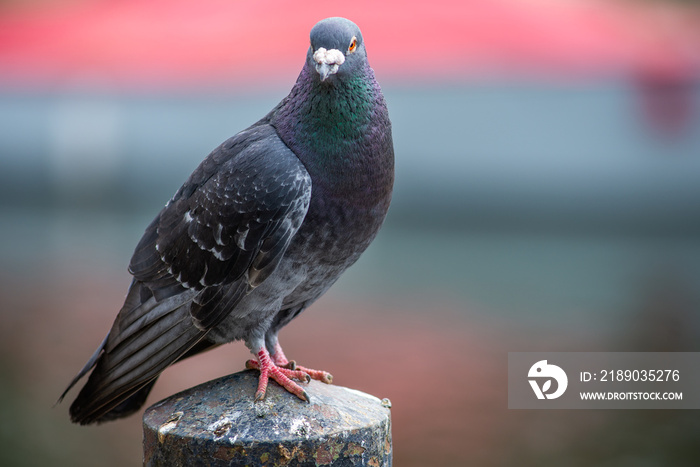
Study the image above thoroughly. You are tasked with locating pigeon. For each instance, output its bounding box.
[59,17,394,425]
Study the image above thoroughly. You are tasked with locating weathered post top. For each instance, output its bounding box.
[143,370,392,466]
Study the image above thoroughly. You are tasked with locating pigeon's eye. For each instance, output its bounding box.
[348,37,357,53]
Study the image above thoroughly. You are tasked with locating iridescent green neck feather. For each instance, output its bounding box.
[270,63,394,203]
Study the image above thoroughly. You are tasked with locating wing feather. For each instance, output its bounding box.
[66,124,312,424]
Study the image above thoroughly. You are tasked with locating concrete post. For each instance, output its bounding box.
[143,370,392,466]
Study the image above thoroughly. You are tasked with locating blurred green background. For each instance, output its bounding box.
[1,0,700,465]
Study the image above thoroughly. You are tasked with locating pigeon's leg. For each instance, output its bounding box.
[269,339,333,384]
[269,341,294,367]
[245,345,311,402]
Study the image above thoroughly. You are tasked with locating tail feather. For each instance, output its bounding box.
[92,316,202,395]
[91,379,159,423]
[57,334,108,405]
[65,281,209,425]
[100,306,197,377]
[93,333,223,424]
[62,275,241,425]
[69,324,205,424]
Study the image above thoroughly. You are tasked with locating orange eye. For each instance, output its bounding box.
[348,37,357,53]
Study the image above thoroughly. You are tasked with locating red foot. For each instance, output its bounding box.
[245,349,311,402]
[245,346,334,401]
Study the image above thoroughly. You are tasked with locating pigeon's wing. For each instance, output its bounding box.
[65,124,312,424]
[129,124,313,326]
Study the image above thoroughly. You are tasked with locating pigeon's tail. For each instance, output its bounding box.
[63,280,214,425]
[57,334,109,406]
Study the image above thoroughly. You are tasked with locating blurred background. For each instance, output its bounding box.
[1,0,700,465]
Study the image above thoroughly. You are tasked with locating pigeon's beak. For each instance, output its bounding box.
[315,63,336,81]
[313,48,345,81]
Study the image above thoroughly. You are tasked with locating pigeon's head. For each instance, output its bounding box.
[308,17,366,83]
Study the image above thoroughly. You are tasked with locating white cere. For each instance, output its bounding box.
[313,47,345,66]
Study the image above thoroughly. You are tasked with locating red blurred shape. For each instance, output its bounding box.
[0,0,699,89]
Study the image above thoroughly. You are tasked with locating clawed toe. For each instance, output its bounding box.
[296,366,333,384]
